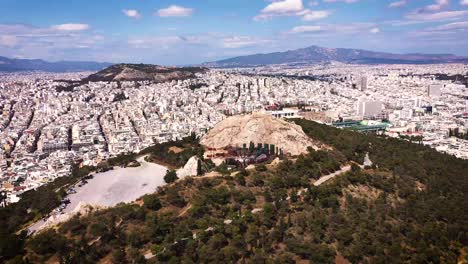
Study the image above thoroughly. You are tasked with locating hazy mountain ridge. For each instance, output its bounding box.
[84,63,208,82]
[0,56,112,72]
[205,45,468,67]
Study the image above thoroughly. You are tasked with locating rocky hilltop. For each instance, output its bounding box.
[84,63,208,82]
[200,112,324,155]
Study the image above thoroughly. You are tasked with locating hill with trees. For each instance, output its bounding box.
[1,119,467,263]
[84,64,208,82]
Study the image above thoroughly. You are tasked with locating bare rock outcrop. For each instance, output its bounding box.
[201,113,323,156]
[177,156,199,178]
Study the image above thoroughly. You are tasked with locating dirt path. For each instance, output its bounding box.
[178,205,193,217]
[313,165,352,186]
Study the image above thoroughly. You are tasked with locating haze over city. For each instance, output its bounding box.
[1,0,468,64]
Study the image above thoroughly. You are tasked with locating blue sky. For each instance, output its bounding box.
[0,0,467,64]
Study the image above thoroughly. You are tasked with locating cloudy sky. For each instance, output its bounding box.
[1,0,467,65]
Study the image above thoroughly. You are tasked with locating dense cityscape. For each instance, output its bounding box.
[0,63,466,205]
[2,0,468,262]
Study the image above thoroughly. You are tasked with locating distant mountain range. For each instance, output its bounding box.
[0,56,112,72]
[204,45,468,67]
[3,45,467,72]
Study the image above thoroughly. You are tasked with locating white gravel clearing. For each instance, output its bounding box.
[63,157,167,213]
[28,156,167,233]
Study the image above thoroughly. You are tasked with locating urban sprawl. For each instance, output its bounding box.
[1,63,467,205]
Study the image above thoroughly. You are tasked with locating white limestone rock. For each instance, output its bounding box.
[201,112,323,156]
[177,156,200,178]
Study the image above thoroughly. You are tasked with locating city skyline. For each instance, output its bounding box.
[1,0,468,64]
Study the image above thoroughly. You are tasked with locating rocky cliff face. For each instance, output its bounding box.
[200,113,324,156]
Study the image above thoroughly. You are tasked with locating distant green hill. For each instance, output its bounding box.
[84,64,208,82]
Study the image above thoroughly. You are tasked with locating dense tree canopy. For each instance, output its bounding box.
[164,170,179,184]
[2,120,467,263]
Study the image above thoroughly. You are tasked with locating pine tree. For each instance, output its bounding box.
[197,159,203,176]
[164,170,178,184]
[249,141,255,152]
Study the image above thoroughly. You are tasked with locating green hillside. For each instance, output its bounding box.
[3,119,467,264]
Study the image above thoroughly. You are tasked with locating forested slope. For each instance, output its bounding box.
[5,120,467,264]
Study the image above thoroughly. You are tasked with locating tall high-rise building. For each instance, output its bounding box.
[414,97,422,108]
[357,100,383,118]
[360,76,368,91]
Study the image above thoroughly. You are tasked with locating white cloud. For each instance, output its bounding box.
[128,36,184,48]
[123,9,141,19]
[255,0,303,20]
[157,5,193,17]
[410,30,458,37]
[222,36,261,49]
[323,0,359,3]
[427,21,468,30]
[255,0,330,21]
[51,23,89,31]
[263,0,304,14]
[291,25,323,33]
[405,10,468,21]
[0,23,107,61]
[389,1,407,8]
[290,23,376,34]
[302,10,332,20]
[424,0,449,11]
[409,19,468,40]
[461,0,468,5]
[0,35,18,47]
